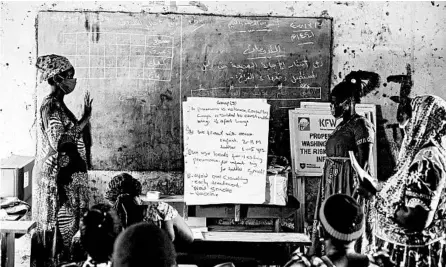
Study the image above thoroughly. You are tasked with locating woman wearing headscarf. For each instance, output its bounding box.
[351,95,446,266]
[310,71,380,255]
[32,54,93,266]
[104,173,194,243]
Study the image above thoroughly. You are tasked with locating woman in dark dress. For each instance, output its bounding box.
[310,72,378,255]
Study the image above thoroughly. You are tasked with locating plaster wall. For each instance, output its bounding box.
[1,0,446,226]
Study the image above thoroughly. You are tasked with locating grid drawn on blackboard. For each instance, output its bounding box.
[61,32,174,81]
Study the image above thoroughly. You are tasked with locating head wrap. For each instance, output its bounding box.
[105,173,142,203]
[113,222,176,267]
[319,194,364,242]
[105,173,143,228]
[380,94,446,213]
[36,54,73,83]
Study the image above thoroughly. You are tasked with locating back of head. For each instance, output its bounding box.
[80,203,121,263]
[113,222,177,267]
[319,194,364,244]
[105,173,144,228]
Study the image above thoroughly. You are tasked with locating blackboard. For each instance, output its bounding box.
[37,12,332,171]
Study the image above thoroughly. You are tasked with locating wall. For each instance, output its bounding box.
[2,1,446,227]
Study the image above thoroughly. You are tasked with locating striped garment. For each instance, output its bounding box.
[32,95,90,266]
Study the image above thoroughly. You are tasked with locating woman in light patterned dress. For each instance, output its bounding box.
[351,95,446,267]
[32,54,93,266]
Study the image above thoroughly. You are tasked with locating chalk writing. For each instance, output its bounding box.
[191,86,322,100]
[183,98,270,205]
[228,18,280,32]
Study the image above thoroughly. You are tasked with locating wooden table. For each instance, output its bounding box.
[0,221,36,267]
[140,195,300,232]
[178,231,310,266]
[141,195,308,265]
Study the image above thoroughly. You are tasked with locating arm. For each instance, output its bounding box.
[357,142,374,174]
[394,152,444,231]
[172,215,194,243]
[394,206,428,232]
[157,202,193,243]
[161,220,176,241]
[352,118,378,196]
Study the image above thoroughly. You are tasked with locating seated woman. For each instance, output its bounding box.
[283,194,393,267]
[105,173,194,243]
[61,204,121,267]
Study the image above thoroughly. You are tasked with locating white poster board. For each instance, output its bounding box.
[289,109,336,176]
[290,102,377,177]
[183,97,270,205]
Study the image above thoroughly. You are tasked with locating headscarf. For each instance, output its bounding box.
[379,95,446,211]
[105,173,143,228]
[36,54,73,83]
[319,194,364,242]
[105,173,142,203]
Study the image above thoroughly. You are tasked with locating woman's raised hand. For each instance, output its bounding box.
[78,91,93,130]
[83,91,93,120]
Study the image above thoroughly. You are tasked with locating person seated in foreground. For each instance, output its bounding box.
[61,204,121,267]
[284,194,394,267]
[112,222,177,267]
[105,172,194,243]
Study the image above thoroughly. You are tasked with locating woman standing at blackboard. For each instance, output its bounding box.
[310,71,380,256]
[32,54,93,266]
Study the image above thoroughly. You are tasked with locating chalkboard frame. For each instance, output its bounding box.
[36,11,334,172]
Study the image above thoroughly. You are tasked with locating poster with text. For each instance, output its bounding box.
[293,103,377,177]
[290,109,335,176]
[183,97,270,205]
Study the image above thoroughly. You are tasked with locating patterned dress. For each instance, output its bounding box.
[311,114,375,254]
[144,201,179,227]
[32,95,90,266]
[370,95,446,267]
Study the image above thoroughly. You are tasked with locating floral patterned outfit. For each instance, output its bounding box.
[32,93,89,266]
[371,95,446,267]
[144,201,179,227]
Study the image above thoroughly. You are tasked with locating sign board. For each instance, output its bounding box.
[290,103,377,177]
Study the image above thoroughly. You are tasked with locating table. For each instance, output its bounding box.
[178,231,311,266]
[0,221,36,267]
[140,194,300,232]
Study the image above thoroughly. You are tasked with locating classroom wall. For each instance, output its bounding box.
[2,1,446,227]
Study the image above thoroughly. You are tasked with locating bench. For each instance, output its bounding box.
[0,221,36,267]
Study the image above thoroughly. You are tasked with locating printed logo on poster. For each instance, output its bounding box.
[298,117,310,131]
